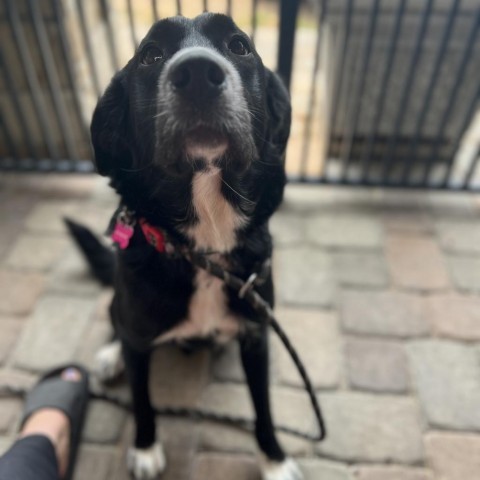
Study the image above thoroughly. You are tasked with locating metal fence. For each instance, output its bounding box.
[1,0,479,191]
[290,0,480,190]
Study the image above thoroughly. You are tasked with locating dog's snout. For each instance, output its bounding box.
[169,54,226,102]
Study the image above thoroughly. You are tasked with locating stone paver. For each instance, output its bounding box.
[0,270,45,315]
[270,211,306,246]
[446,256,480,293]
[435,221,480,254]
[74,319,112,371]
[2,177,480,480]
[150,346,211,409]
[159,418,199,480]
[199,384,314,456]
[192,453,259,480]
[316,392,424,464]
[306,214,383,249]
[83,400,127,444]
[73,444,116,480]
[13,295,97,372]
[199,423,256,456]
[0,437,12,456]
[407,340,480,431]
[0,399,21,435]
[427,191,476,219]
[331,251,389,288]
[340,290,429,338]
[386,234,450,290]
[25,200,112,235]
[274,247,335,307]
[424,293,480,340]
[345,338,408,393]
[382,210,433,235]
[5,234,69,271]
[274,308,342,389]
[49,247,102,296]
[212,342,246,383]
[425,432,480,480]
[0,317,24,365]
[2,174,96,199]
[0,193,38,260]
[299,459,353,480]
[352,465,434,480]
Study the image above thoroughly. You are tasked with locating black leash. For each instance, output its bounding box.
[186,251,326,441]
[0,239,326,442]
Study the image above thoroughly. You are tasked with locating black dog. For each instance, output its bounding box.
[69,13,299,480]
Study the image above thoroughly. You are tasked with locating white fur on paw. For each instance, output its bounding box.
[94,340,125,382]
[261,458,304,480]
[127,442,166,480]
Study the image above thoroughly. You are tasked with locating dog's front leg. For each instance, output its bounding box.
[239,328,303,480]
[122,341,166,480]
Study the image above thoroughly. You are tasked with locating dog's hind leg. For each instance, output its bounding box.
[239,329,304,480]
[122,341,166,480]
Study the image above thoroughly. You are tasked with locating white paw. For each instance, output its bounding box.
[94,340,125,382]
[127,442,166,480]
[261,458,304,480]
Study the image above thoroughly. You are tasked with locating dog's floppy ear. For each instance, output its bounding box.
[90,70,131,176]
[264,68,291,157]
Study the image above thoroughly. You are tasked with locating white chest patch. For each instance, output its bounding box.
[155,169,246,345]
[186,168,246,252]
[154,268,241,345]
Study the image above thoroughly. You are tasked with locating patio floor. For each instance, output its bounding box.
[0,173,479,480]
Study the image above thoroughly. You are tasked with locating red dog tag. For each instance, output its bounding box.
[112,222,134,249]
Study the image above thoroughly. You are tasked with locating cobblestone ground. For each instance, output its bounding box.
[0,174,479,480]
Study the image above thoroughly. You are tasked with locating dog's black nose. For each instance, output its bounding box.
[169,52,226,103]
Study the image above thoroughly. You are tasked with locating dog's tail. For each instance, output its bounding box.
[64,218,115,286]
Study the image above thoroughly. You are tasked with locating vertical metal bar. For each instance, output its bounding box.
[226,0,232,16]
[421,10,480,186]
[381,0,434,182]
[52,0,90,144]
[400,0,461,184]
[151,0,159,21]
[328,0,353,148]
[100,0,120,71]
[299,0,327,179]
[28,0,78,161]
[203,0,208,12]
[277,0,300,91]
[75,0,102,97]
[176,0,182,16]
[463,145,480,190]
[0,114,20,161]
[361,0,407,182]
[127,0,138,50]
[251,0,259,42]
[0,49,37,160]
[335,34,362,182]
[6,0,59,161]
[443,83,480,187]
[340,0,381,181]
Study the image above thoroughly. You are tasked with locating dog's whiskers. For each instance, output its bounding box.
[221,178,255,205]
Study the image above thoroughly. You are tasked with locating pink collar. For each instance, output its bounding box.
[111,208,168,253]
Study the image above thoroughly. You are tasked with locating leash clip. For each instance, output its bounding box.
[238,273,258,299]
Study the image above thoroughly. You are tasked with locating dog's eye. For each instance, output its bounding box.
[140,46,163,65]
[228,37,250,56]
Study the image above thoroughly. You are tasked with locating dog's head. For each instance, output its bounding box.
[91,13,290,182]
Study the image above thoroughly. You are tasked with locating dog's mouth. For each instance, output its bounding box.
[184,126,228,162]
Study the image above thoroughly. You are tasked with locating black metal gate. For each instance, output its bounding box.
[286,0,480,190]
[1,0,479,191]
